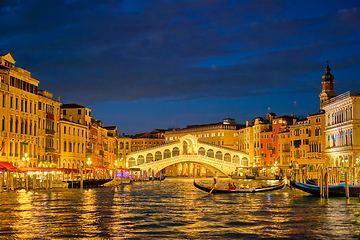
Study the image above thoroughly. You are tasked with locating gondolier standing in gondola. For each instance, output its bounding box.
[213,171,219,185]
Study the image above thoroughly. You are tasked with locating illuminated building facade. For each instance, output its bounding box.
[59,119,87,168]
[261,115,295,166]
[323,91,360,167]
[0,53,61,168]
[165,118,244,150]
[130,129,166,152]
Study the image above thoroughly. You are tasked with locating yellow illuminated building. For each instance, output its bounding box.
[0,53,61,168]
[165,118,244,150]
[59,119,87,168]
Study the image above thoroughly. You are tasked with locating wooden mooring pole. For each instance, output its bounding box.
[325,171,329,199]
[345,172,349,199]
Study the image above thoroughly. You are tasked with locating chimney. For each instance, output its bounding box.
[57,95,60,102]
[246,120,249,127]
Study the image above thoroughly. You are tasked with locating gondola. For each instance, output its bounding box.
[290,180,360,197]
[193,181,285,193]
[65,179,112,188]
[149,175,167,181]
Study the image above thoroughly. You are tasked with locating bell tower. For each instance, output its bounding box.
[319,61,337,109]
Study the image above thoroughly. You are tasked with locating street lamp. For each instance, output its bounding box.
[22,153,29,167]
[87,157,92,166]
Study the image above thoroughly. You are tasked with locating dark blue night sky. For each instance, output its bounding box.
[1,0,359,134]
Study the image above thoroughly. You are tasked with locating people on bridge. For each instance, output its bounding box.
[213,171,219,185]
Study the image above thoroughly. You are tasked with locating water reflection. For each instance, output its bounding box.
[0,178,358,239]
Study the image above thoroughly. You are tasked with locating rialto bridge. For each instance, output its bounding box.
[127,135,249,177]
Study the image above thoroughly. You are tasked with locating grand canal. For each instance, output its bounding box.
[0,178,359,239]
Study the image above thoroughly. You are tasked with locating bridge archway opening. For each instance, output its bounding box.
[155,151,162,161]
[138,155,145,165]
[172,147,180,157]
[198,147,205,155]
[224,153,231,162]
[233,155,240,164]
[183,140,189,154]
[146,153,153,163]
[128,158,136,167]
[207,149,214,158]
[215,151,223,160]
[241,157,248,167]
[164,149,171,159]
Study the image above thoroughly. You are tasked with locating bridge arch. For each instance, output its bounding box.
[126,134,250,176]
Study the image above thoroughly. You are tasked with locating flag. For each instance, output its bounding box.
[331,135,336,148]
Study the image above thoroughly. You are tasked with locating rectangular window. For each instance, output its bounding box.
[78,109,81,115]
[63,110,66,115]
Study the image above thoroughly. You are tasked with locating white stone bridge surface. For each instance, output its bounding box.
[127,135,249,177]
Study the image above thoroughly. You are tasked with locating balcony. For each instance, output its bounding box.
[45,129,55,135]
[308,152,321,158]
[0,82,8,91]
[45,147,55,152]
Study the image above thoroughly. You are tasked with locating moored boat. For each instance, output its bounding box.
[290,180,360,197]
[193,181,285,193]
[65,179,112,188]
[149,175,167,181]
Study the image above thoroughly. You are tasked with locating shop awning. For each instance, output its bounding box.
[0,162,22,172]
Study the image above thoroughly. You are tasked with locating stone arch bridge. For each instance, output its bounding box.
[127,135,249,177]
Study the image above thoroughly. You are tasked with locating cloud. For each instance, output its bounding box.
[0,0,359,107]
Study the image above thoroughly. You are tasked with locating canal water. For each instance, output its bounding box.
[0,178,359,239]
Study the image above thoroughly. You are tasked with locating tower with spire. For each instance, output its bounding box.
[319,61,337,109]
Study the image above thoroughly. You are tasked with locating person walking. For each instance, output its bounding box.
[213,171,219,185]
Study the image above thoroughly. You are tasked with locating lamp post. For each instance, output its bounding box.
[22,153,29,168]
[87,157,92,179]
